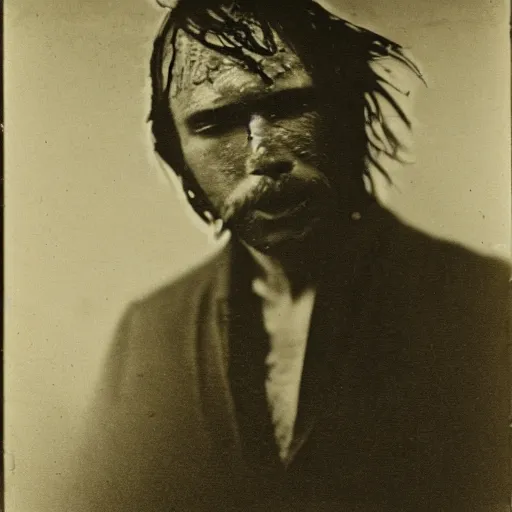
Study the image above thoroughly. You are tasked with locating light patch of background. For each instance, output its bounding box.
[4,0,510,510]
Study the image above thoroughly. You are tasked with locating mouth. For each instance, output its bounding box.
[253,197,311,220]
[223,173,331,228]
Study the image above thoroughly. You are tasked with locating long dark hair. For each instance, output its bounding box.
[149,0,424,225]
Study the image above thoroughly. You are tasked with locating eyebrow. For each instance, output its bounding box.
[184,86,317,130]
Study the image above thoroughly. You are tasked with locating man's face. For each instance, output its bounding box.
[168,27,340,253]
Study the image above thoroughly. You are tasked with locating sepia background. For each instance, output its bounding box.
[5,0,510,510]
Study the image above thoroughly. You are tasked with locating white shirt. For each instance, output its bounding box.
[251,272,316,461]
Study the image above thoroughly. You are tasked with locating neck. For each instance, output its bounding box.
[244,244,292,289]
[246,244,318,298]
[241,197,379,293]
[242,229,332,295]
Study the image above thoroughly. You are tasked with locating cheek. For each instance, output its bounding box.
[272,113,327,162]
[180,130,249,206]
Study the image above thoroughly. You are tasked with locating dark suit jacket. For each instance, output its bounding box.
[65,205,510,512]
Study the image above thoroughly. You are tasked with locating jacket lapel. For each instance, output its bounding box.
[285,246,356,465]
[195,241,277,465]
[195,244,243,459]
[286,203,392,466]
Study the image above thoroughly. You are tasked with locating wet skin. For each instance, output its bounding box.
[168,28,340,254]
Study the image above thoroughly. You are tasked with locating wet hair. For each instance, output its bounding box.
[149,0,424,224]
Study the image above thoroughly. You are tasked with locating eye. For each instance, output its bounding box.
[188,112,246,137]
[262,90,318,121]
[194,122,240,137]
[191,121,222,135]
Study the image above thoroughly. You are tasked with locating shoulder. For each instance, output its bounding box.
[379,210,510,292]
[364,209,510,344]
[138,242,232,308]
[96,244,232,399]
[126,243,232,326]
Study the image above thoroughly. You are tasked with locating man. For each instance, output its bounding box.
[67,1,509,510]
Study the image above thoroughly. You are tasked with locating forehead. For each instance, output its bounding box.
[169,28,313,122]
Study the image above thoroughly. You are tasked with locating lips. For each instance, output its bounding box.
[223,172,331,228]
[251,180,314,215]
[254,197,311,220]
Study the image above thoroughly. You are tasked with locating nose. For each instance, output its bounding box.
[246,115,294,178]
